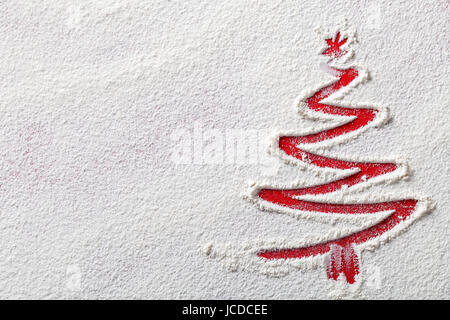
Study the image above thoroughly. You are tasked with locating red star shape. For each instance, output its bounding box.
[322,32,348,58]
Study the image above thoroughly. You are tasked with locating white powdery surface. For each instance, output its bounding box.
[0,0,448,299]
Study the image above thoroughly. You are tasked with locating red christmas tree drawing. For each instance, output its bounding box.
[243,28,432,283]
[207,26,432,284]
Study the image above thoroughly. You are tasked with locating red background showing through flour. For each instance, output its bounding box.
[255,34,418,284]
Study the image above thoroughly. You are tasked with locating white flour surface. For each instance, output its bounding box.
[0,0,448,299]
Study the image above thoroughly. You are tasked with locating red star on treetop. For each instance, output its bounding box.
[322,32,348,58]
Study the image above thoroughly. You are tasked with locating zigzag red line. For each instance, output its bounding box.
[255,65,417,283]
